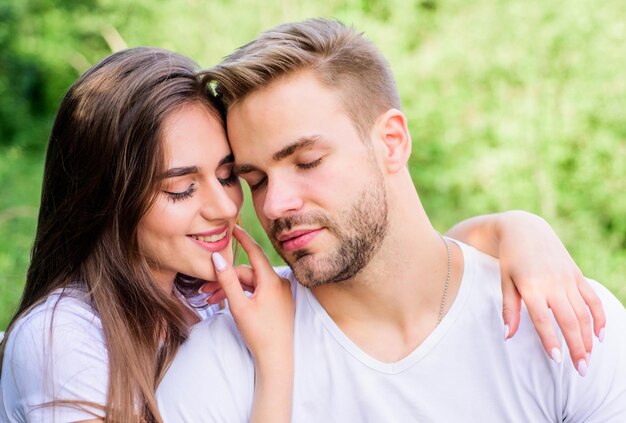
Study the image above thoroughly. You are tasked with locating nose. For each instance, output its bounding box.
[262,177,303,221]
[200,181,241,221]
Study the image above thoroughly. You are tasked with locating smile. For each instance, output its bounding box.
[189,231,228,243]
[187,227,231,252]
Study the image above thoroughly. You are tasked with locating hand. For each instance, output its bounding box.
[497,211,606,375]
[200,266,255,305]
[210,225,294,360]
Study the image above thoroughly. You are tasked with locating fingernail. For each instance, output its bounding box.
[212,252,227,272]
[503,323,510,340]
[599,327,605,343]
[586,352,591,364]
[577,359,588,377]
[550,347,562,364]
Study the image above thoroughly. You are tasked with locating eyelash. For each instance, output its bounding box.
[249,158,322,192]
[165,171,239,202]
[296,158,323,170]
[250,177,267,192]
[165,183,197,203]
[219,172,239,187]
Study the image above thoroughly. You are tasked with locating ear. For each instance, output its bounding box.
[372,108,412,174]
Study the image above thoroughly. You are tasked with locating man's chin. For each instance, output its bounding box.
[289,254,339,288]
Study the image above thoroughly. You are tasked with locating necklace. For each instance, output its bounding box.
[437,234,451,325]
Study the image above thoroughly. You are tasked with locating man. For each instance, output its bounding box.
[157,19,626,421]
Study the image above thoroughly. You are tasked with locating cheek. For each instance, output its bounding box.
[137,200,188,249]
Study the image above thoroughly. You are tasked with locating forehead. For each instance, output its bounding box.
[162,102,230,165]
[226,71,357,159]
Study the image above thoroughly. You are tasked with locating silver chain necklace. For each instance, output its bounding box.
[437,234,451,325]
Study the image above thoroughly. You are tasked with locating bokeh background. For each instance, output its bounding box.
[1,0,624,328]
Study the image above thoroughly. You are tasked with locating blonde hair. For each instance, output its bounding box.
[201,18,401,139]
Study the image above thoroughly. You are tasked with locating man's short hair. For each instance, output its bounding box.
[201,18,402,139]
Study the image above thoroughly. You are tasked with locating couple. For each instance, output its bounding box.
[0,18,623,422]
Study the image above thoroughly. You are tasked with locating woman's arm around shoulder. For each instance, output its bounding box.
[447,210,606,372]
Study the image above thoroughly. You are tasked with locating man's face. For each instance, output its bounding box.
[227,71,388,287]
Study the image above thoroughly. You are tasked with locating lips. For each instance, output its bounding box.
[279,228,323,253]
[187,225,231,252]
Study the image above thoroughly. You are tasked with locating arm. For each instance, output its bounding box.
[447,210,606,373]
[210,225,294,423]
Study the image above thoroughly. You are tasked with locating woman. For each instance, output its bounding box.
[0,47,293,422]
[0,47,603,422]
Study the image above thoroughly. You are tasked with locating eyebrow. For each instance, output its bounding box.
[162,166,199,178]
[272,136,320,161]
[162,154,234,178]
[234,136,320,175]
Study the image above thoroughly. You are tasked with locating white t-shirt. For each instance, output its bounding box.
[157,242,626,422]
[0,287,217,422]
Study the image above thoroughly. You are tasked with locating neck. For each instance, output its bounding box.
[311,175,464,361]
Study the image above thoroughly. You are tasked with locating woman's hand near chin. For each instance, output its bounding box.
[210,225,294,423]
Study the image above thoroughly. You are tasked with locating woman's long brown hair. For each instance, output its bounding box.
[0,47,222,422]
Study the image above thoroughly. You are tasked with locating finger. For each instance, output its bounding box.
[206,289,226,304]
[577,276,606,341]
[234,265,256,290]
[233,226,275,279]
[206,281,254,305]
[566,286,594,356]
[199,281,221,294]
[211,251,247,310]
[549,296,588,376]
[500,271,521,340]
[524,296,562,365]
[200,269,256,294]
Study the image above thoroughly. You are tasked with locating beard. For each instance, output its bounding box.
[268,167,388,288]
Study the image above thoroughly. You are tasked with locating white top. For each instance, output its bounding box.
[0,287,217,422]
[157,242,626,422]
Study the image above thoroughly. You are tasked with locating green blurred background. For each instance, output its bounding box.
[1,0,624,329]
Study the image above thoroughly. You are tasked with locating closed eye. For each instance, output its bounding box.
[296,157,323,170]
[219,172,240,187]
[217,163,239,187]
[164,183,197,203]
[249,176,267,191]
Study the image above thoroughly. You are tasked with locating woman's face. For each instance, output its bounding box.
[138,102,243,291]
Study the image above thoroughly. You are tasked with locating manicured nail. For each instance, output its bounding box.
[550,347,562,364]
[212,252,227,272]
[599,327,605,343]
[503,323,510,340]
[577,359,588,377]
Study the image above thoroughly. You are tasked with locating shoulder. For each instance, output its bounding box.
[1,290,108,421]
[6,290,105,361]
[157,313,254,422]
[5,290,105,360]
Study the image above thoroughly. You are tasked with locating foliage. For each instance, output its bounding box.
[1,0,624,328]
